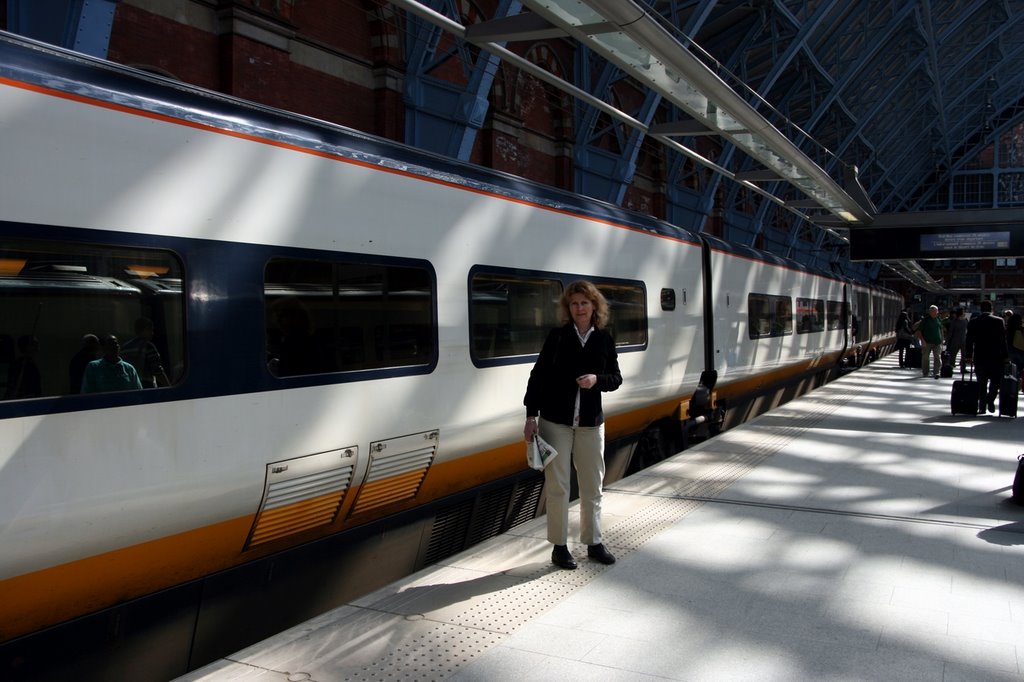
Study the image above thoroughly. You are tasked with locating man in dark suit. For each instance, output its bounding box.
[965,300,1008,413]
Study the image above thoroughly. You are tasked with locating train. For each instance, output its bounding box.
[0,30,902,679]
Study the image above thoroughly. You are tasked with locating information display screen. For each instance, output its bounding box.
[920,231,1011,252]
[948,273,984,289]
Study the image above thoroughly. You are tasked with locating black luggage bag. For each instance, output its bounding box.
[940,351,953,378]
[951,365,980,416]
[1000,362,1018,418]
[905,346,922,369]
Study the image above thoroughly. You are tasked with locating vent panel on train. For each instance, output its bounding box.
[246,447,357,549]
[349,430,438,516]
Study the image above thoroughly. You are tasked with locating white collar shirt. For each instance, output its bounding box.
[572,326,593,426]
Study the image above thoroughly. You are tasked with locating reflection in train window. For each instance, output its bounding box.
[826,300,846,330]
[264,258,435,376]
[595,282,647,346]
[795,298,825,334]
[470,272,648,361]
[470,273,563,359]
[748,293,792,338]
[0,238,185,400]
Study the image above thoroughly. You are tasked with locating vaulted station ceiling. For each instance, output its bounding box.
[681,0,1024,213]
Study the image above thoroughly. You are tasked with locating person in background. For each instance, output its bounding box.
[945,307,968,371]
[915,305,944,379]
[5,335,42,399]
[1006,311,1024,382]
[965,300,1008,413]
[68,333,101,394]
[81,334,143,393]
[523,280,622,570]
[894,308,915,368]
[270,298,332,377]
[121,318,170,388]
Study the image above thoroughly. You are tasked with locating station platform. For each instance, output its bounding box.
[179,356,1024,681]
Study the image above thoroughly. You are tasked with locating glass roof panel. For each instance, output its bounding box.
[523,0,873,223]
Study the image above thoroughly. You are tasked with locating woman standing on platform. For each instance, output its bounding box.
[523,281,622,570]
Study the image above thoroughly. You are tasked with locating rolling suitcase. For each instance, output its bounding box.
[951,365,980,416]
[905,346,922,369]
[1000,363,1018,418]
[940,351,953,378]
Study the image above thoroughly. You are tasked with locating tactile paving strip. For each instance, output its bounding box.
[447,579,576,633]
[356,623,504,681]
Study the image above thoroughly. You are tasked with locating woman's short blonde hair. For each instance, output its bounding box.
[559,280,609,329]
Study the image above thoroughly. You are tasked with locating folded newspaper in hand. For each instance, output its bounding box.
[527,433,558,471]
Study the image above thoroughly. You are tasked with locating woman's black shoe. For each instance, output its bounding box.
[587,543,616,565]
[551,544,577,570]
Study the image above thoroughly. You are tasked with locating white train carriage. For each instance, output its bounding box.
[0,30,708,646]
[705,236,849,380]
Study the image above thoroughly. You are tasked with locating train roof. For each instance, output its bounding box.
[0,31,701,248]
[0,30,898,300]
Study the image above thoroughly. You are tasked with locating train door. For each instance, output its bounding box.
[704,241,754,380]
[854,288,871,344]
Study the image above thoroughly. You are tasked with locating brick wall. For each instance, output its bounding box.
[108,0,394,137]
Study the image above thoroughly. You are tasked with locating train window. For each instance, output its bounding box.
[469,273,647,361]
[795,298,825,334]
[826,300,846,330]
[264,258,434,376]
[660,288,676,311]
[748,293,792,338]
[0,238,185,400]
[595,282,647,346]
[470,273,563,359]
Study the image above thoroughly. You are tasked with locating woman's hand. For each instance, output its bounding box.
[524,417,538,442]
[576,374,596,389]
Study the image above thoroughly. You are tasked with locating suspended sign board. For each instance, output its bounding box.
[948,273,984,290]
[849,224,1024,261]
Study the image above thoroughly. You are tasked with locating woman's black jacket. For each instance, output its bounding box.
[523,324,622,427]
